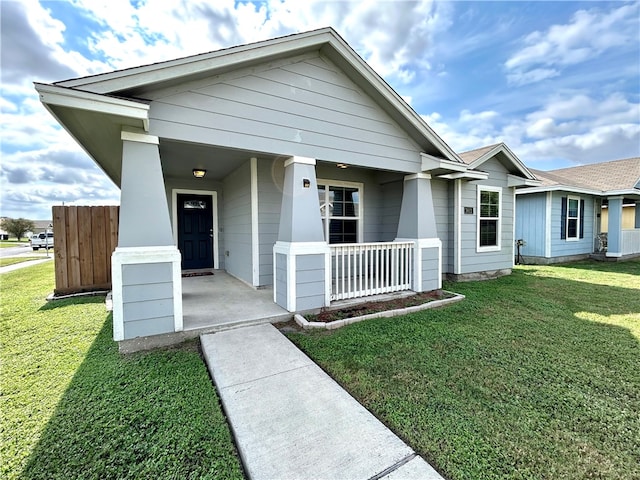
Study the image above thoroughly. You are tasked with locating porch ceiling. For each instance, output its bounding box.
[159,140,280,180]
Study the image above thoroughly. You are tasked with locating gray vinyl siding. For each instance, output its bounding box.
[421,247,440,291]
[460,158,515,274]
[121,262,174,338]
[223,161,252,284]
[275,253,287,307]
[148,53,422,174]
[515,193,546,257]
[258,159,284,286]
[379,180,403,242]
[295,254,325,311]
[549,191,594,256]
[431,178,451,272]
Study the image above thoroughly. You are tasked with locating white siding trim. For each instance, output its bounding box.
[512,189,516,267]
[171,188,219,269]
[250,157,260,286]
[545,191,552,257]
[284,156,316,167]
[454,179,461,274]
[121,128,158,144]
[111,245,183,341]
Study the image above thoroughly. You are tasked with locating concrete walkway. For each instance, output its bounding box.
[0,256,52,274]
[201,324,443,480]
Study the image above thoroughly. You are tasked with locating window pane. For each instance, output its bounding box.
[329,219,357,244]
[480,191,499,218]
[567,218,578,238]
[568,198,578,217]
[479,219,497,246]
[184,200,207,209]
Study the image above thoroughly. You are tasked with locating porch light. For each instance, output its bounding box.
[337,163,348,169]
[192,169,207,178]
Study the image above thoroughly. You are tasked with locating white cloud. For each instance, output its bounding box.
[505,3,639,85]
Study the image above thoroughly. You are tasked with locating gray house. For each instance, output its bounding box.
[515,157,640,263]
[36,28,537,343]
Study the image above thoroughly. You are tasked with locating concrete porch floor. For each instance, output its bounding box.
[182,270,291,332]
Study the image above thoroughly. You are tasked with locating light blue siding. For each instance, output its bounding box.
[421,247,440,291]
[223,161,252,284]
[149,53,422,174]
[295,254,325,311]
[549,191,594,256]
[275,253,287,308]
[515,192,547,257]
[121,262,175,339]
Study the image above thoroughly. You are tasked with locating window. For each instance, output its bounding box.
[560,196,584,240]
[317,180,362,244]
[477,186,501,252]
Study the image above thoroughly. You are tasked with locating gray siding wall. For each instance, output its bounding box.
[550,191,594,256]
[121,262,174,338]
[148,53,422,173]
[379,180,403,242]
[275,253,287,308]
[295,254,325,311]
[421,247,440,291]
[431,178,451,272]
[258,159,283,286]
[223,161,252,284]
[460,158,515,274]
[515,192,546,257]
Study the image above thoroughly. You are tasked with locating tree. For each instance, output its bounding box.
[0,218,36,241]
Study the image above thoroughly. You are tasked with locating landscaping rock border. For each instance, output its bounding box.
[294,291,465,330]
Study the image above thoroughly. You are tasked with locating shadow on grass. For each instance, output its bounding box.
[21,315,244,480]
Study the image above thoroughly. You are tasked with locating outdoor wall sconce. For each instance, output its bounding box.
[192,169,207,178]
[303,178,311,188]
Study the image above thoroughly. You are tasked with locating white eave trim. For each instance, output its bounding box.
[507,174,542,188]
[421,153,468,173]
[438,170,490,180]
[516,184,603,196]
[467,143,537,181]
[35,83,150,130]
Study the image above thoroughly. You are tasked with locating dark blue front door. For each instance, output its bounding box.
[177,194,213,270]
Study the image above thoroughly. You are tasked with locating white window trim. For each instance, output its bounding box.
[566,195,580,242]
[477,185,502,253]
[317,178,364,244]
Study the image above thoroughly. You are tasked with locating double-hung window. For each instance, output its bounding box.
[317,180,362,244]
[561,195,583,240]
[477,185,502,252]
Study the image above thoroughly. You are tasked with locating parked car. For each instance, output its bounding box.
[30,232,54,251]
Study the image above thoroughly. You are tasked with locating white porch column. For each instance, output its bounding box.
[112,128,182,341]
[606,196,623,258]
[396,173,442,292]
[273,156,330,312]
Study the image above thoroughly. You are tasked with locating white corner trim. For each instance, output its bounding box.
[455,179,461,274]
[121,128,159,144]
[404,173,431,181]
[251,158,260,287]
[284,156,316,168]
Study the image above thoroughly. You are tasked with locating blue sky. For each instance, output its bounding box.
[1,0,639,220]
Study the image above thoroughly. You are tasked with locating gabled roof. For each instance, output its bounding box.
[455,142,539,185]
[520,157,640,197]
[37,27,462,165]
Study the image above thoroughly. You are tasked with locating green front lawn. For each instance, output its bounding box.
[0,262,244,480]
[289,260,640,479]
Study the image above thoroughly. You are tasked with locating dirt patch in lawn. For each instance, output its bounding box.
[304,290,455,323]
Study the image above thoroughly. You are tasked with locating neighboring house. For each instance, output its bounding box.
[36,28,537,343]
[515,157,640,263]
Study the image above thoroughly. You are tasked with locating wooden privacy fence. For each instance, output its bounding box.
[52,206,119,295]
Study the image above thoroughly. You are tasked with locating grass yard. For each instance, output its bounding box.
[0,262,244,480]
[289,260,640,480]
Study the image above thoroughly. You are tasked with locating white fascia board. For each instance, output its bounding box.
[507,174,542,187]
[421,153,468,173]
[603,189,640,198]
[515,185,601,196]
[35,83,149,129]
[55,29,337,94]
[468,143,537,180]
[438,171,490,180]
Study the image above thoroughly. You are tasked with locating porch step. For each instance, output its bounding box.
[201,323,443,480]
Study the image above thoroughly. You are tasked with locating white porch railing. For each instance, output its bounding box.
[622,229,640,255]
[330,241,414,301]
